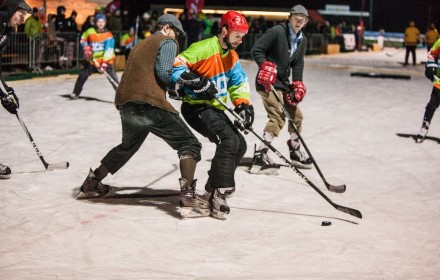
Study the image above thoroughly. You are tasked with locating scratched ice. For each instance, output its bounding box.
[1,48,439,279]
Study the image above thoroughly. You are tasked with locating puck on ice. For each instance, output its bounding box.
[321,221,331,226]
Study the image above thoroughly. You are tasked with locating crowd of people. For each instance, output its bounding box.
[2,0,439,221]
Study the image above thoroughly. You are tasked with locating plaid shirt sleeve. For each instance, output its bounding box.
[155,39,178,87]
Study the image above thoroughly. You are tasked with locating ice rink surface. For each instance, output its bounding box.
[1,48,439,279]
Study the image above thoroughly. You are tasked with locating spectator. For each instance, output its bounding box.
[81,15,95,33]
[425,23,439,52]
[24,7,43,69]
[404,20,420,66]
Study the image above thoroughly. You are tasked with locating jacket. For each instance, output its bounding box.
[251,21,307,92]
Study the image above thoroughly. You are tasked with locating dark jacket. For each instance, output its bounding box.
[251,21,307,92]
[0,0,29,90]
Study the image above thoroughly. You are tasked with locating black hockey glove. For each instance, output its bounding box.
[167,83,185,100]
[425,66,438,82]
[178,70,217,100]
[1,87,19,114]
[233,103,254,131]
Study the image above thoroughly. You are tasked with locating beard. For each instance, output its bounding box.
[223,36,237,51]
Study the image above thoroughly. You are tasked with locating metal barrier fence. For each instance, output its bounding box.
[1,32,82,73]
[1,32,327,73]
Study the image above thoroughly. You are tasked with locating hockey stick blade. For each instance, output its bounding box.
[335,205,362,219]
[46,162,70,171]
[326,183,346,193]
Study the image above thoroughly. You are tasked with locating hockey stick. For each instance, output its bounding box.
[215,96,362,219]
[102,70,119,88]
[270,85,346,193]
[15,112,69,171]
[92,59,119,88]
[385,48,404,57]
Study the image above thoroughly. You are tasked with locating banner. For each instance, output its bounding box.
[186,0,204,16]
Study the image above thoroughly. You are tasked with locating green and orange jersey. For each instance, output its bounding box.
[172,36,251,110]
[427,38,440,89]
[120,33,135,49]
[81,27,115,65]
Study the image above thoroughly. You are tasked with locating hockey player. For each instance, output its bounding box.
[70,13,119,99]
[76,14,207,215]
[417,38,440,142]
[250,4,312,173]
[172,11,254,219]
[0,0,32,179]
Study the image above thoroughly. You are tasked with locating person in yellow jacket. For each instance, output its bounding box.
[404,20,420,66]
[425,23,439,52]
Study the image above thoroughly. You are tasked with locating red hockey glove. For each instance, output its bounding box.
[257,61,277,92]
[285,81,307,106]
[83,45,92,60]
[100,62,108,72]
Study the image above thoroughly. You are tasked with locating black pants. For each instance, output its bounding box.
[424,87,440,123]
[102,102,202,174]
[181,103,247,189]
[73,62,119,96]
[404,45,417,65]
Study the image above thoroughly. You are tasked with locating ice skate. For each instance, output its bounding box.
[76,168,111,199]
[249,145,280,175]
[287,140,312,169]
[0,163,11,179]
[209,188,234,220]
[416,121,429,143]
[69,92,79,100]
[178,178,210,218]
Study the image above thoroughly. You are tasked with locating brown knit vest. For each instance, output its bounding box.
[115,34,179,114]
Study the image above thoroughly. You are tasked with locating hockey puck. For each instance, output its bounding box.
[321,221,332,226]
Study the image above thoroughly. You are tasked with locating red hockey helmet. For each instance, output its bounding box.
[220,11,249,34]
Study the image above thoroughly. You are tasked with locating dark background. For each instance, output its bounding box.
[121,0,440,33]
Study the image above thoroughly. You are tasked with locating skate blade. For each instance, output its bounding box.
[76,190,110,199]
[0,174,11,179]
[249,166,280,175]
[179,197,210,209]
[180,207,211,218]
[210,208,227,220]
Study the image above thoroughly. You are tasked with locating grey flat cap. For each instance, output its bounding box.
[157,14,186,38]
[17,0,32,14]
[290,5,308,17]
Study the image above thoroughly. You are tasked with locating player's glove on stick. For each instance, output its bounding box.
[1,87,19,114]
[285,80,307,106]
[233,103,254,131]
[257,61,277,92]
[83,45,92,60]
[179,70,217,100]
[425,65,438,82]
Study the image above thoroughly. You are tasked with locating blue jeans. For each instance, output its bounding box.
[101,102,202,174]
[181,103,247,189]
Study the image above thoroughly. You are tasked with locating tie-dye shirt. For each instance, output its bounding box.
[172,36,250,110]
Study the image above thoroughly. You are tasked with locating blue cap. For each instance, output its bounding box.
[95,13,106,23]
